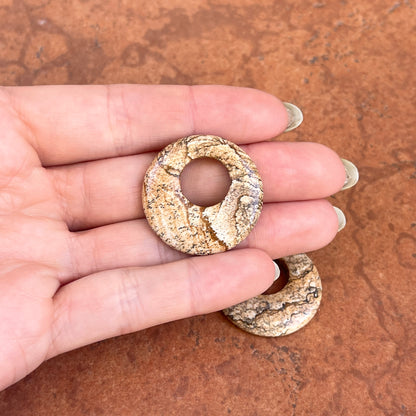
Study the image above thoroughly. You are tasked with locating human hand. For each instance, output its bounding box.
[0,85,346,390]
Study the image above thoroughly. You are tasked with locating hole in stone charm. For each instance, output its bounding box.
[262,260,290,295]
[179,157,232,207]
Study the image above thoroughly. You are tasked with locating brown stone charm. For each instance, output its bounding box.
[223,254,322,336]
[142,135,263,255]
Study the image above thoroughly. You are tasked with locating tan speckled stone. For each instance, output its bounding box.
[142,135,263,255]
[223,254,322,337]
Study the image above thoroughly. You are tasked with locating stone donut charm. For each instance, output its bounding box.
[142,135,263,255]
[223,254,322,337]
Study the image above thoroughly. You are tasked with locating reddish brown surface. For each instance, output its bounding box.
[0,0,415,415]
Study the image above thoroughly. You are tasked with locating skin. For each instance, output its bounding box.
[0,84,346,391]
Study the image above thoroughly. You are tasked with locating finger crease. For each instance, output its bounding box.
[117,268,146,335]
[187,86,197,135]
[2,89,42,164]
[48,292,72,359]
[186,258,203,317]
[106,85,133,157]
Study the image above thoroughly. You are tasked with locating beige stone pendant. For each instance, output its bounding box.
[223,254,322,337]
[142,135,263,255]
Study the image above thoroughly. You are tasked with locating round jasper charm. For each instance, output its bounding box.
[142,135,263,255]
[223,254,322,337]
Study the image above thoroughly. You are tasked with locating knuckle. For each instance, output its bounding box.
[115,268,146,335]
[105,85,133,156]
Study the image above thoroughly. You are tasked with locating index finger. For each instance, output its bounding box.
[4,84,289,166]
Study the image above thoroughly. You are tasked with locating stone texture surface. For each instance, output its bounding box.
[143,135,263,255]
[224,254,322,337]
[0,0,415,415]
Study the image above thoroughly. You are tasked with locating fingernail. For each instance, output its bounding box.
[333,206,346,232]
[273,260,280,281]
[283,102,303,132]
[341,159,359,190]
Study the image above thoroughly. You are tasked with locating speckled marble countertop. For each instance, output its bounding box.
[0,1,415,414]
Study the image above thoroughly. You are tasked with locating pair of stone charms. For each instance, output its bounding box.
[142,134,322,337]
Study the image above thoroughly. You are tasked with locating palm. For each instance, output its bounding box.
[0,85,345,391]
[0,93,64,387]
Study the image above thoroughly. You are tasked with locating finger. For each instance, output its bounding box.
[48,248,275,357]
[7,85,288,166]
[65,200,338,282]
[49,142,345,230]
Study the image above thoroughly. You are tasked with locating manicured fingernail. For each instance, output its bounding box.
[273,260,280,281]
[333,206,346,232]
[283,102,303,132]
[341,159,359,190]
